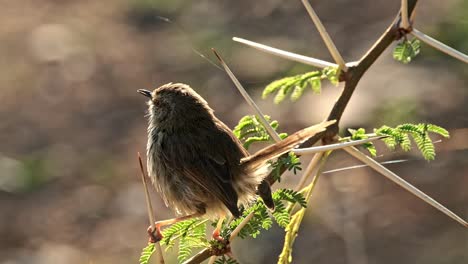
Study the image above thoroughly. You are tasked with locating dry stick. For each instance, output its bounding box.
[293,136,385,155]
[138,153,165,264]
[212,49,282,142]
[295,152,323,191]
[411,28,468,64]
[182,248,212,264]
[232,37,337,68]
[207,256,216,264]
[344,146,468,228]
[264,0,422,187]
[301,0,348,71]
[401,0,410,29]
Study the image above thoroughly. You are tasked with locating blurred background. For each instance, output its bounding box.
[0,0,467,263]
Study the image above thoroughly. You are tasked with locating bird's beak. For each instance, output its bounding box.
[137,89,152,99]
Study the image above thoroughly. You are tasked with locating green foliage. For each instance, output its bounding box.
[139,243,156,264]
[273,189,307,208]
[177,223,207,263]
[233,115,288,149]
[214,256,240,264]
[278,208,306,264]
[160,218,208,263]
[322,66,340,85]
[234,115,302,182]
[271,189,307,228]
[393,38,421,64]
[228,201,272,239]
[271,152,302,182]
[226,188,307,238]
[348,128,377,156]
[262,67,340,104]
[349,123,449,160]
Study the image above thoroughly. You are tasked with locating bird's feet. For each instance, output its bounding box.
[147,224,163,243]
[212,228,224,242]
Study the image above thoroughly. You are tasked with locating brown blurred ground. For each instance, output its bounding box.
[0,0,467,263]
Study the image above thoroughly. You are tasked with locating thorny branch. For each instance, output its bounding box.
[264,0,419,185]
[185,1,423,263]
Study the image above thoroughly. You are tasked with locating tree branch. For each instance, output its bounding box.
[265,0,419,185]
[184,2,420,263]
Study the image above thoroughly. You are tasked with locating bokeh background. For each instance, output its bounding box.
[0,0,467,263]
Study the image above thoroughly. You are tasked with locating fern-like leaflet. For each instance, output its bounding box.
[349,123,449,160]
[233,115,288,149]
[393,37,421,64]
[263,66,340,104]
[139,243,156,264]
[214,255,240,264]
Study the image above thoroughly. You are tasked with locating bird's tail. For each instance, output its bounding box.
[240,120,335,210]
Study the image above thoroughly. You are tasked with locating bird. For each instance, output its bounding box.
[138,82,334,241]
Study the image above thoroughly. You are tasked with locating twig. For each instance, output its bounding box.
[263,0,420,194]
[182,248,212,264]
[138,152,165,264]
[295,152,323,191]
[230,211,255,240]
[292,136,386,155]
[401,0,410,29]
[212,48,282,142]
[301,0,347,71]
[208,256,217,264]
[411,28,468,64]
[278,152,330,262]
[232,37,337,68]
[343,146,468,228]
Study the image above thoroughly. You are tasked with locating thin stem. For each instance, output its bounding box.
[301,0,347,71]
[411,28,468,64]
[212,49,282,142]
[343,146,467,228]
[401,0,410,29]
[295,152,323,190]
[138,153,156,229]
[138,153,165,264]
[229,211,255,240]
[233,37,337,68]
[208,256,216,264]
[278,152,330,262]
[292,136,386,155]
[182,248,212,264]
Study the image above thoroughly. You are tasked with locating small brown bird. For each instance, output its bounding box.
[138,83,334,240]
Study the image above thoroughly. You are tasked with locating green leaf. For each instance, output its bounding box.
[426,124,449,138]
[161,218,200,249]
[263,71,322,103]
[214,256,240,264]
[348,128,377,157]
[374,122,448,161]
[271,152,302,182]
[139,243,156,264]
[272,200,290,228]
[393,38,421,64]
[228,201,272,239]
[176,221,208,263]
[273,189,307,208]
[233,115,288,150]
[322,66,340,86]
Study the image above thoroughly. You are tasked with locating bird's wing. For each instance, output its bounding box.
[163,128,242,218]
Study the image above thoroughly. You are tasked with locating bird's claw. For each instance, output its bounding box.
[147,225,163,243]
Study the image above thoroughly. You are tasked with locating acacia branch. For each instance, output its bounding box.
[264,0,419,185]
[184,2,420,263]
